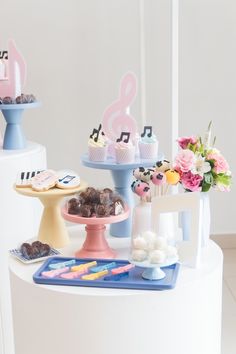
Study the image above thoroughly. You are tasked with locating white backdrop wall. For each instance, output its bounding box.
[0,0,235,234]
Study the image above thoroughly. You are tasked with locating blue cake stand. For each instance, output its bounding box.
[0,102,40,150]
[81,154,163,238]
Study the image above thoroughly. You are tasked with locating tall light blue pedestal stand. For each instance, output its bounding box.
[0,102,40,150]
[81,154,162,237]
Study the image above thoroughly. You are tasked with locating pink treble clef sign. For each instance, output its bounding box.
[0,39,26,98]
[102,72,138,142]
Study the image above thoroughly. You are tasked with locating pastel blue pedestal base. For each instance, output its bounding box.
[142,267,166,280]
[0,102,40,150]
[81,154,163,238]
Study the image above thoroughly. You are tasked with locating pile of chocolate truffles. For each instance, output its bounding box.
[68,187,125,218]
[0,93,36,104]
[20,241,51,260]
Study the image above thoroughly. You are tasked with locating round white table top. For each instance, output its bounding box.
[0,141,45,160]
[8,226,223,297]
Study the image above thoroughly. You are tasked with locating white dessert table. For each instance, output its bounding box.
[9,226,223,354]
[0,141,46,354]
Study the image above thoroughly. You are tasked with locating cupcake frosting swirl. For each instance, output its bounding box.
[88,135,107,148]
[115,141,134,150]
[140,134,157,144]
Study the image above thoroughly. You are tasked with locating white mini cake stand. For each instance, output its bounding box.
[131,256,179,280]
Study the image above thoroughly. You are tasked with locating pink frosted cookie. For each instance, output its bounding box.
[31,170,58,192]
[56,170,80,189]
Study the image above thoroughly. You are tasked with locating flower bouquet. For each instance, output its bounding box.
[174,122,232,192]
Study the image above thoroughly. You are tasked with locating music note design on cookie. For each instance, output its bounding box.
[15,170,43,187]
[116,131,130,143]
[56,170,80,189]
[31,170,58,192]
[141,126,152,138]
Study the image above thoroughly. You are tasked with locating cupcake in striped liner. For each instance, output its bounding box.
[139,126,158,159]
[115,132,135,164]
[88,124,108,162]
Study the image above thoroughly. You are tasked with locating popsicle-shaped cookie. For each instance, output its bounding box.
[81,270,108,280]
[41,267,69,278]
[49,259,76,270]
[71,261,97,272]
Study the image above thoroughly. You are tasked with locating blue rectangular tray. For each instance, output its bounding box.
[33,257,180,291]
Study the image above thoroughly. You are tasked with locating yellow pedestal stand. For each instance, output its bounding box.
[15,181,87,248]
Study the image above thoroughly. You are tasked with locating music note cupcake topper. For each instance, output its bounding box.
[139,125,159,159]
[116,132,130,144]
[102,72,138,142]
[90,124,103,143]
[141,126,152,138]
[0,39,26,98]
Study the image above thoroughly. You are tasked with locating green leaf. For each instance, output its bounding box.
[201,181,211,192]
[204,172,214,185]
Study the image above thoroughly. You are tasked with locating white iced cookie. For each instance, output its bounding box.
[149,250,166,264]
[131,249,147,262]
[133,236,148,250]
[56,170,80,189]
[15,170,43,188]
[31,170,58,192]
[166,245,178,258]
[154,236,168,250]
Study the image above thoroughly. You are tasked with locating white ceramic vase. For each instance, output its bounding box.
[132,201,175,242]
[181,192,210,247]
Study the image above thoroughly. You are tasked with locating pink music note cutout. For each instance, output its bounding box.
[0,39,26,98]
[102,72,138,144]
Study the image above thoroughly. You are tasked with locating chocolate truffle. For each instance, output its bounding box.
[3,96,14,104]
[16,95,26,104]
[20,241,51,259]
[25,94,36,103]
[68,197,80,214]
[112,195,124,208]
[80,204,92,217]
[20,243,33,260]
[95,204,110,218]
[99,191,111,205]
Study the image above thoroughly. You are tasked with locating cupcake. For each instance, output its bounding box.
[88,124,108,162]
[115,132,135,164]
[139,126,158,159]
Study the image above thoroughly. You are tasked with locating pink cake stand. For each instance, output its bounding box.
[62,206,129,259]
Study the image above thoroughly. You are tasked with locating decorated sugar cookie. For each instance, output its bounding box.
[31,170,58,192]
[56,170,80,189]
[15,170,43,188]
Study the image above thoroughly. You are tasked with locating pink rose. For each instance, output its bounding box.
[207,153,229,174]
[181,171,203,192]
[177,136,198,149]
[174,150,195,173]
